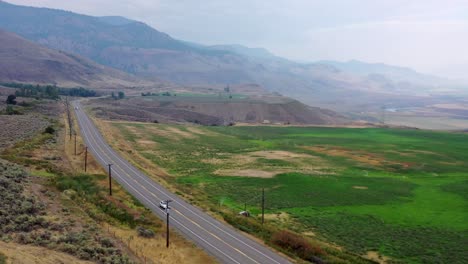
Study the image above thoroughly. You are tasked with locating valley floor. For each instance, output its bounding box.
[95,120,468,264]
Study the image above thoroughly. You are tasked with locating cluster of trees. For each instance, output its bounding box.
[141,91,175,97]
[61,87,97,97]
[2,83,98,99]
[4,83,60,99]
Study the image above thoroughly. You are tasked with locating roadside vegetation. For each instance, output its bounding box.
[103,122,468,263]
[0,97,215,264]
[0,159,130,263]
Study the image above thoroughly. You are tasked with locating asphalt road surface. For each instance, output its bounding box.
[73,101,292,264]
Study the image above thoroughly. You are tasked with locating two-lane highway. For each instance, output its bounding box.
[73,101,291,264]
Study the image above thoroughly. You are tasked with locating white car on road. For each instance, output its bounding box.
[159,201,170,210]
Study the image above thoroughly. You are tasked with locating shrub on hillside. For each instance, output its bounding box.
[44,126,55,134]
[136,226,155,238]
[6,94,17,105]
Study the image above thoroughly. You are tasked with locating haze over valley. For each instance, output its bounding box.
[0,1,467,264]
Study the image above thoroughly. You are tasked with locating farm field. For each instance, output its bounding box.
[104,122,468,263]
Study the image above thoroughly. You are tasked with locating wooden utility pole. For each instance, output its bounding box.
[166,211,170,248]
[165,200,172,248]
[108,164,113,196]
[84,147,88,172]
[74,133,77,156]
[262,188,265,225]
[65,97,72,141]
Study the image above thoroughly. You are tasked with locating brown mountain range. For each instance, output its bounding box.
[0,29,148,88]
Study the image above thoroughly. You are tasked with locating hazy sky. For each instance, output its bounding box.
[7,0,468,79]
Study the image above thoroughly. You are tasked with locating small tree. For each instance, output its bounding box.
[6,94,17,105]
[118,91,125,99]
[44,126,55,134]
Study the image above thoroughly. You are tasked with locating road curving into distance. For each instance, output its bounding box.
[72,101,292,264]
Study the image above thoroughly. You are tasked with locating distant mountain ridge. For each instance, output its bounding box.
[0,1,455,114]
[207,44,277,59]
[318,60,447,86]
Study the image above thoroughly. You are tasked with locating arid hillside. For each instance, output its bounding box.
[87,95,347,125]
[0,29,148,88]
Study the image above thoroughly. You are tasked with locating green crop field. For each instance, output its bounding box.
[111,123,468,263]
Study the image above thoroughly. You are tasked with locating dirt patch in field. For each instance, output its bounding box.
[137,139,157,147]
[210,150,332,177]
[215,169,280,178]
[226,150,323,165]
[352,186,368,190]
[305,146,388,167]
[364,251,391,264]
[250,150,316,160]
[144,125,197,140]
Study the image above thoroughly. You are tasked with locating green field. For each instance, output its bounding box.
[112,123,468,263]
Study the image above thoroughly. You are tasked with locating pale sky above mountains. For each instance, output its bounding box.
[7,0,468,79]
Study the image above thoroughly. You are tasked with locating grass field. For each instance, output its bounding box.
[108,123,468,263]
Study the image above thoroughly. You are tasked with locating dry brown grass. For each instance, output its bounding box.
[106,225,215,264]
[250,150,313,160]
[364,251,391,264]
[214,169,279,178]
[305,146,386,167]
[352,186,369,190]
[0,241,93,264]
[212,150,331,178]
[263,212,291,222]
[64,112,106,175]
[143,125,197,141]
